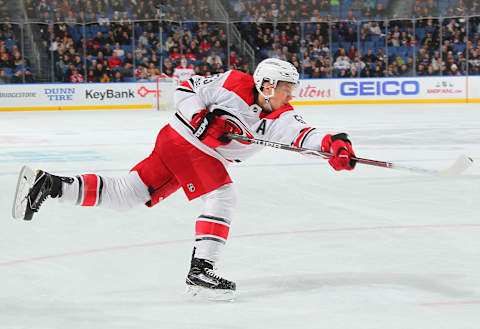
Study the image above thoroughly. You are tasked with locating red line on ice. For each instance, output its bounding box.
[1,223,479,267]
[420,300,480,306]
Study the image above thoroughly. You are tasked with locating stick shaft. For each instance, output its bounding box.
[225,133,438,175]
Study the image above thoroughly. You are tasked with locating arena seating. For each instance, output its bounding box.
[2,0,478,83]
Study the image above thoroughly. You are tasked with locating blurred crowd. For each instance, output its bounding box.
[242,16,480,78]
[0,0,479,83]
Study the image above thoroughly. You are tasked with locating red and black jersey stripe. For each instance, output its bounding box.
[293,127,316,148]
[75,174,104,207]
[195,214,231,244]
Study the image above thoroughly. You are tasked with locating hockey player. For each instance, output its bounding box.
[12,58,356,300]
[172,58,196,86]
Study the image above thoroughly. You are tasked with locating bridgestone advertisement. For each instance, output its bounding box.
[0,81,173,111]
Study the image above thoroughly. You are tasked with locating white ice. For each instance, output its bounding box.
[0,104,479,329]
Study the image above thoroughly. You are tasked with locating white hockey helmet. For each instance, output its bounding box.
[253,58,299,100]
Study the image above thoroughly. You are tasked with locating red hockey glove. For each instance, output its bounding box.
[191,110,234,149]
[321,133,356,171]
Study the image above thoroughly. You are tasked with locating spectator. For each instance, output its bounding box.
[112,29,126,46]
[362,48,376,63]
[164,36,175,53]
[416,63,427,76]
[334,55,351,71]
[468,49,480,73]
[98,12,110,26]
[376,3,387,18]
[457,52,467,73]
[64,63,77,81]
[303,55,313,75]
[10,69,23,83]
[108,52,123,68]
[0,52,12,68]
[97,51,108,67]
[365,21,382,35]
[395,55,406,67]
[135,64,149,81]
[347,44,357,60]
[162,58,175,77]
[349,67,358,77]
[431,51,441,72]
[359,28,371,42]
[206,50,223,67]
[112,70,124,82]
[229,50,239,66]
[271,48,287,61]
[0,69,8,83]
[449,64,461,76]
[386,63,398,76]
[344,27,357,43]
[104,43,113,57]
[123,52,134,70]
[150,53,161,67]
[94,63,106,79]
[87,69,97,82]
[398,64,412,76]
[147,62,161,80]
[198,62,212,76]
[351,56,366,72]
[70,68,85,82]
[12,51,25,68]
[169,46,182,64]
[211,40,224,56]
[94,31,106,46]
[111,42,123,57]
[389,25,401,47]
[99,72,111,82]
[200,38,211,52]
[361,64,373,77]
[138,31,149,46]
[135,41,149,58]
[212,62,225,74]
[372,65,384,77]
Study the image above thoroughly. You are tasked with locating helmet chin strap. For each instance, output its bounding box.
[259,88,275,113]
[264,96,273,113]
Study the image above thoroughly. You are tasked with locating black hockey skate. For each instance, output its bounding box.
[186,257,236,301]
[12,166,73,220]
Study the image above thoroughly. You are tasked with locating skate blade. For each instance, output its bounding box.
[12,165,37,220]
[185,285,236,302]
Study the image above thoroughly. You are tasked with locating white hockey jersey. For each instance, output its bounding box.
[173,65,196,85]
[169,70,324,166]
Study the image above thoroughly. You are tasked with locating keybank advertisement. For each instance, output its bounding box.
[292,76,470,103]
[0,82,173,110]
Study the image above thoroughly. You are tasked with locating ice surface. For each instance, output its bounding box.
[0,104,479,329]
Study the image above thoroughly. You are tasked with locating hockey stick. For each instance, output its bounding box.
[225,133,474,177]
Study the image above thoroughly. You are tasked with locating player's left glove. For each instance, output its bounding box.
[321,133,356,171]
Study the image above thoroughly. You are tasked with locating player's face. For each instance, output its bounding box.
[267,81,295,111]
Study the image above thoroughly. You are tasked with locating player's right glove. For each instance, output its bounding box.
[321,133,357,171]
[191,109,235,149]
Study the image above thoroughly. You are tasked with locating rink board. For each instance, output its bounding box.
[291,75,480,105]
[0,81,173,111]
[0,76,479,111]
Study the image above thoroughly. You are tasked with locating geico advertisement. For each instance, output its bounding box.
[294,77,467,101]
[0,82,163,107]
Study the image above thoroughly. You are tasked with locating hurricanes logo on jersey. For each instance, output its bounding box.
[187,183,195,192]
